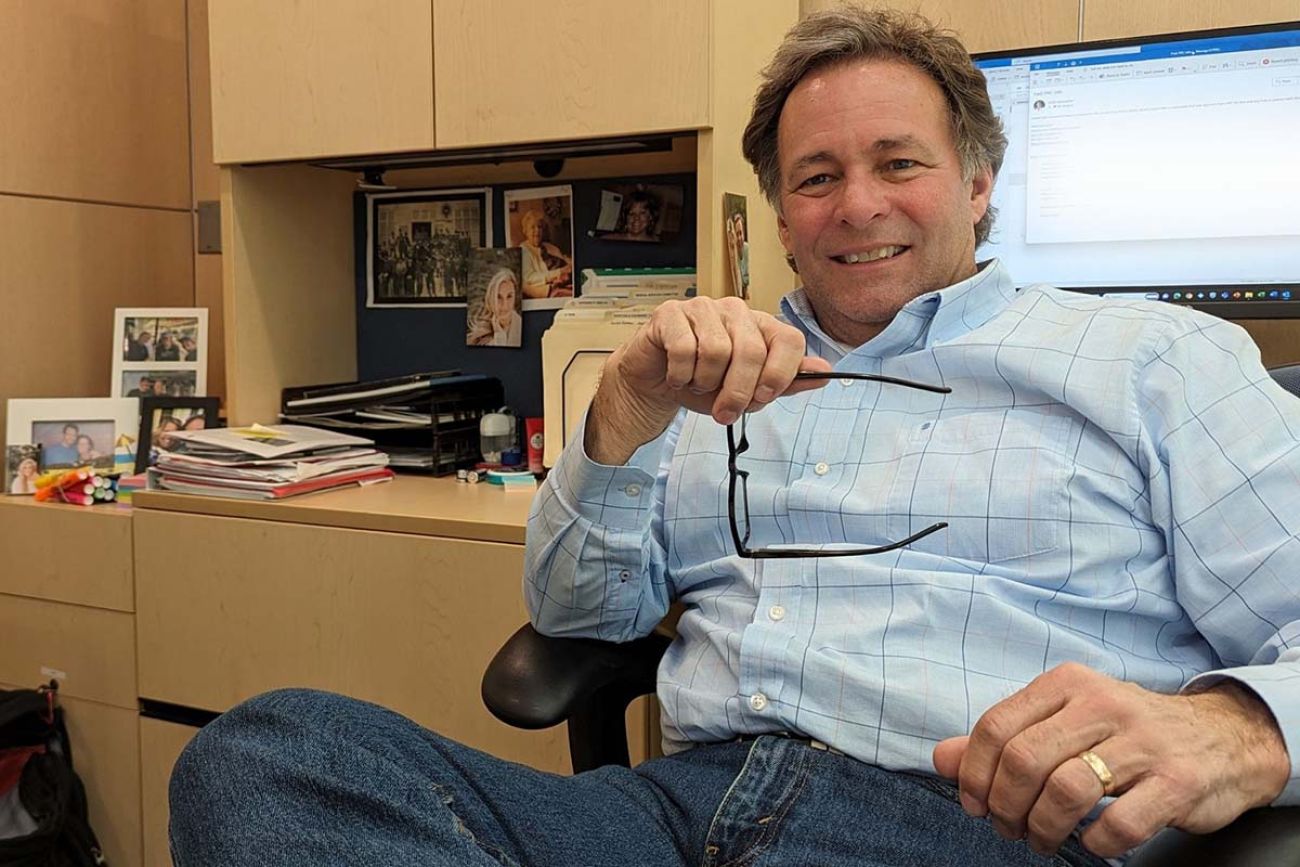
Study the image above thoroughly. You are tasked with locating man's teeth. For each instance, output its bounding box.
[838,246,904,264]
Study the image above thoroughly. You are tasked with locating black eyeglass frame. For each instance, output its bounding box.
[726,371,951,559]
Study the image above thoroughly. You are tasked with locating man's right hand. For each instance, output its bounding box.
[584,296,834,465]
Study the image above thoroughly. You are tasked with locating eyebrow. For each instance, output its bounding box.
[787,135,938,175]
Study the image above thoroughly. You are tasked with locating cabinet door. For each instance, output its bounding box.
[1084,0,1300,40]
[208,0,435,163]
[134,511,580,773]
[433,0,711,148]
[141,717,200,867]
[800,0,1080,53]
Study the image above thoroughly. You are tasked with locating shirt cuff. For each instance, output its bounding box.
[548,410,670,531]
[1183,658,1300,805]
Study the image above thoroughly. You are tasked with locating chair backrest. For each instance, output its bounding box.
[1268,363,1300,398]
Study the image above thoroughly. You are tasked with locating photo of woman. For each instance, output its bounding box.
[504,185,575,311]
[8,454,38,495]
[465,248,524,349]
[519,209,573,300]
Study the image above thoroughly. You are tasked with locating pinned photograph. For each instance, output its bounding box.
[6,445,40,495]
[504,185,575,311]
[112,307,208,398]
[465,248,524,348]
[593,182,685,244]
[135,396,220,473]
[6,398,139,475]
[367,188,492,307]
[121,370,198,398]
[723,193,751,300]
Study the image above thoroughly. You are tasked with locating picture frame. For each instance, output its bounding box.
[366,187,493,308]
[135,396,221,473]
[504,184,575,311]
[592,182,685,244]
[112,307,208,399]
[5,398,140,475]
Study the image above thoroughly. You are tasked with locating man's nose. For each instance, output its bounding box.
[833,173,890,228]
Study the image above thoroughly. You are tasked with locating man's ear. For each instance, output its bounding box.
[969,164,994,226]
[776,212,799,274]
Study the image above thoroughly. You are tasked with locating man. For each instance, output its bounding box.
[126,376,153,398]
[41,424,80,466]
[169,10,1297,866]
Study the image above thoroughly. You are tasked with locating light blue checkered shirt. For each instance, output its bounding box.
[525,260,1300,805]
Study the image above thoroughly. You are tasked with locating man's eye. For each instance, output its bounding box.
[798,173,833,188]
[887,159,918,171]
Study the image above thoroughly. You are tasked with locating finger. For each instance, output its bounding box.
[932,736,969,780]
[711,312,769,423]
[747,318,807,407]
[1079,777,1178,859]
[985,703,1115,838]
[958,676,1071,817]
[681,300,733,394]
[1024,745,1120,856]
[648,303,697,390]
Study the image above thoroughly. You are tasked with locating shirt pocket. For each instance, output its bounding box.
[886,409,1075,564]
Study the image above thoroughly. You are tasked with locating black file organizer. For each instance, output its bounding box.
[281,375,505,476]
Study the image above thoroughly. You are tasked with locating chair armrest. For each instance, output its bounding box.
[481,624,671,730]
[1127,807,1300,867]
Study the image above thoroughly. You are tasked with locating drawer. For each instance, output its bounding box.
[0,593,136,708]
[1,684,141,867]
[0,499,133,611]
[135,510,573,773]
[141,716,201,867]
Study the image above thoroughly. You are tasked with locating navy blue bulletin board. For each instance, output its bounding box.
[353,172,697,420]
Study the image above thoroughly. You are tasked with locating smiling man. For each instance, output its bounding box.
[168,9,1299,867]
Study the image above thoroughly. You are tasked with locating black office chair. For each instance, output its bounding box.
[483,364,1300,866]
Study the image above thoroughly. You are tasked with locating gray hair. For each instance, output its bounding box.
[742,6,1008,246]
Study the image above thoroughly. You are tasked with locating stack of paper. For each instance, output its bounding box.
[147,424,393,500]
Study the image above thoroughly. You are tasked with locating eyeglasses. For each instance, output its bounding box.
[726,371,952,559]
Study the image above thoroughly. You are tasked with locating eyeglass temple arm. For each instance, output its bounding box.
[793,371,951,395]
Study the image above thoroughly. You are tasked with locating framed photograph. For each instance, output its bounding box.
[5,398,139,474]
[592,182,685,245]
[723,193,751,300]
[465,248,524,348]
[366,188,492,307]
[112,307,208,399]
[6,445,40,496]
[120,369,198,398]
[504,185,575,311]
[135,396,221,473]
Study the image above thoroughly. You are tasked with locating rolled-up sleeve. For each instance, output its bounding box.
[524,410,682,642]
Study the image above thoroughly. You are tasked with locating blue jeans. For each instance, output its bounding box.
[170,689,1108,867]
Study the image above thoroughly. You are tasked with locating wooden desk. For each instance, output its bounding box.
[132,475,641,865]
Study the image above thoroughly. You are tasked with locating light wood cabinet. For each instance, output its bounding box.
[800,0,1080,52]
[207,0,436,163]
[0,499,134,611]
[140,717,198,867]
[1083,0,1300,40]
[133,496,575,774]
[432,0,712,148]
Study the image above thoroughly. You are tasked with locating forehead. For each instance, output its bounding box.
[777,58,954,166]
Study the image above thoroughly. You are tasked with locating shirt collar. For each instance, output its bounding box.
[778,259,1018,362]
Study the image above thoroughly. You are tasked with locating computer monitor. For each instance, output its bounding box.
[973,22,1300,318]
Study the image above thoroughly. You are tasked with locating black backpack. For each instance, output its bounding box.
[0,683,105,866]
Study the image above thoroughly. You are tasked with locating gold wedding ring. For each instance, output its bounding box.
[1078,749,1116,795]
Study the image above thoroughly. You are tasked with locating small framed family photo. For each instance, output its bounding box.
[135,396,221,473]
[465,248,524,348]
[504,185,575,311]
[366,188,492,307]
[5,398,139,476]
[112,307,208,399]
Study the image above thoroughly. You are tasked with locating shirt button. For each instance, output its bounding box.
[618,569,631,581]
[814,461,829,475]
[623,483,642,497]
[768,605,786,621]
[840,377,855,387]
[749,693,768,712]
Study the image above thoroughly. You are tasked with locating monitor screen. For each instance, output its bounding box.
[973,22,1300,318]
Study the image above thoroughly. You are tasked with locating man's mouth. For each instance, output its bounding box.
[831,245,908,264]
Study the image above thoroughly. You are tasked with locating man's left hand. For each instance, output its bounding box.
[931,662,1290,859]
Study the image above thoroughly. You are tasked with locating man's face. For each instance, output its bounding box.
[61,426,77,445]
[776,59,993,346]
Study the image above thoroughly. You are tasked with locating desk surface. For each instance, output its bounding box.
[132,475,536,544]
